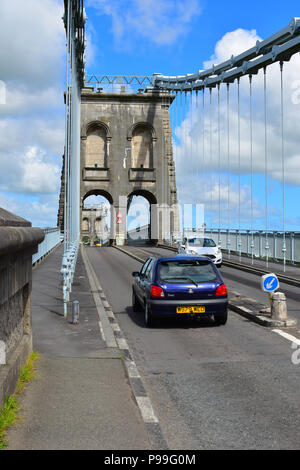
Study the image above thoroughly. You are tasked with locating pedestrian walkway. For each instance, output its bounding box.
[5,245,150,450]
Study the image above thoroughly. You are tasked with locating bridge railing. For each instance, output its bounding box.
[204,230,300,264]
[160,229,300,265]
[32,227,62,265]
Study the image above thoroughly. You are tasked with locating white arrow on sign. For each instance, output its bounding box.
[261,273,279,292]
[266,278,276,289]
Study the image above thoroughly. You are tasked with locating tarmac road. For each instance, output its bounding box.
[87,246,300,450]
[139,246,300,324]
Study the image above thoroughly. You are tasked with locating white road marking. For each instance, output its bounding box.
[237,306,253,313]
[126,360,141,378]
[136,397,159,423]
[81,246,117,348]
[111,323,121,332]
[98,321,105,342]
[230,290,241,297]
[272,329,300,346]
[117,337,129,350]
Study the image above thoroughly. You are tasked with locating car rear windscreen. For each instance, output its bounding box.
[187,238,216,247]
[158,260,218,284]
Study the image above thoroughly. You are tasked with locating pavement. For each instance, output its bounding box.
[5,245,152,450]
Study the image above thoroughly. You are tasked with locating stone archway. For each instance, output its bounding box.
[81,190,113,245]
[75,88,180,246]
[127,190,158,244]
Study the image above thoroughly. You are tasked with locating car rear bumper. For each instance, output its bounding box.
[149,298,228,316]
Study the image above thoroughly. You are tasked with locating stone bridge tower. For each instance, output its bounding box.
[65,86,179,244]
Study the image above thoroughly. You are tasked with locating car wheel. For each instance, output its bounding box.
[132,290,140,312]
[217,263,222,268]
[214,311,228,326]
[144,303,155,327]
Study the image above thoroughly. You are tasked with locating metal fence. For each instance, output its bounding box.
[205,230,300,264]
[32,228,62,265]
[84,75,152,93]
[61,1,85,318]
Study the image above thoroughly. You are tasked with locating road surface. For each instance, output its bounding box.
[86,246,300,450]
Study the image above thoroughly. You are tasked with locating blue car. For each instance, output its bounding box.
[132,255,228,327]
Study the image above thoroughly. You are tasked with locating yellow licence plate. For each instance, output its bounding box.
[176,306,206,314]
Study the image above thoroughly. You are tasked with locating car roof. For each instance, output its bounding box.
[155,255,214,263]
[186,237,213,240]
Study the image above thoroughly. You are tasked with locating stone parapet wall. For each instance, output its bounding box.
[0,208,44,407]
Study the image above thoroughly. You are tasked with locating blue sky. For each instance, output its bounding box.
[85,0,299,77]
[0,0,299,231]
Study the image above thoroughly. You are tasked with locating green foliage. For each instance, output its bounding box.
[0,351,39,449]
[0,396,19,449]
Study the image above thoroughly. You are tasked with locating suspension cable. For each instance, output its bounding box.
[209,87,213,234]
[263,66,269,268]
[249,74,254,264]
[202,88,205,224]
[226,83,231,258]
[217,83,221,246]
[280,61,286,271]
[190,87,193,184]
[237,77,242,261]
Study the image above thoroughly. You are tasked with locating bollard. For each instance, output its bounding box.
[72,300,80,324]
[271,292,287,321]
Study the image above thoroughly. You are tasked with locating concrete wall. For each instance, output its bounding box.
[0,208,44,407]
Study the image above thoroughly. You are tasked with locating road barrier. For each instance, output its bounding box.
[32,227,62,265]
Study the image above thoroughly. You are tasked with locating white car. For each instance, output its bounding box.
[178,237,222,268]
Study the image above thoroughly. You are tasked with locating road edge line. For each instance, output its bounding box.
[82,245,169,450]
[272,329,300,346]
[112,245,146,263]
[81,245,117,348]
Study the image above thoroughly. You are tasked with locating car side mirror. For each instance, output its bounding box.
[132,271,140,277]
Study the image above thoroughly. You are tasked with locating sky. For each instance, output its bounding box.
[0,0,299,231]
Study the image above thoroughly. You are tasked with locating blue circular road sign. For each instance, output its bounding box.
[261,273,279,292]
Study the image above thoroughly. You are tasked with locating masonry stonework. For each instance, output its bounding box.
[0,208,44,407]
[80,87,180,244]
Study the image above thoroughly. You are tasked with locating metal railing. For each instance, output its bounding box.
[32,228,62,265]
[84,75,152,93]
[61,0,85,318]
[204,229,300,264]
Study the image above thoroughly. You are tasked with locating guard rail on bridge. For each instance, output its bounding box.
[32,227,62,265]
[204,230,300,264]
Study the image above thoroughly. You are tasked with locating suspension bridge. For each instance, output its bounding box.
[57,3,300,302]
[1,0,300,451]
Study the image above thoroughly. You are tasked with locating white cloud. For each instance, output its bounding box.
[0,0,65,226]
[21,147,60,194]
[172,28,300,231]
[86,0,201,46]
[0,0,65,86]
[203,28,260,68]
[0,192,59,228]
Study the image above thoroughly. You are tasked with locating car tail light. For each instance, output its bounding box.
[151,285,165,298]
[215,283,227,296]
